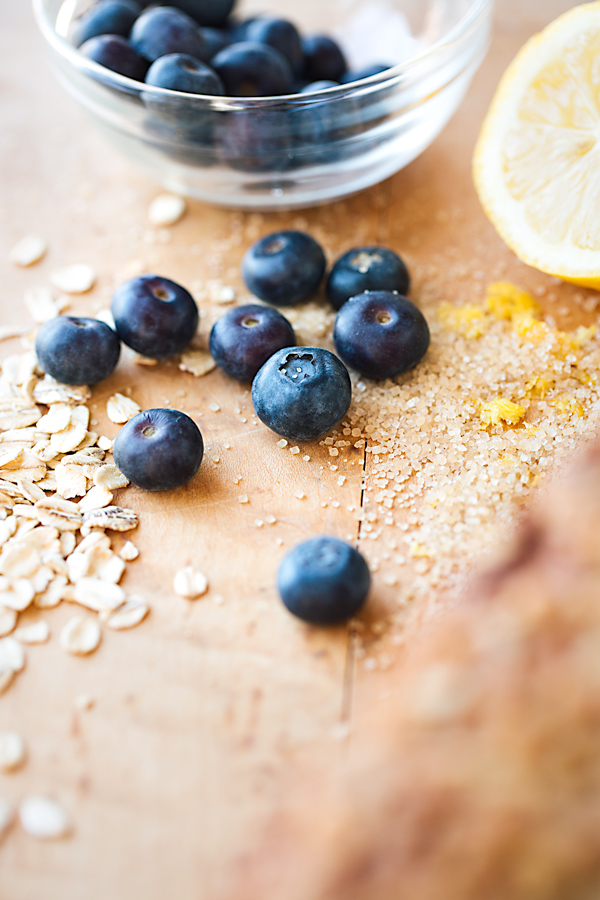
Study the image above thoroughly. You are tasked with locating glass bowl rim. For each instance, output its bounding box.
[32,0,493,107]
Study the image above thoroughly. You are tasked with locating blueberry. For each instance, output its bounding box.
[252,347,351,442]
[200,26,230,60]
[209,304,296,382]
[242,231,326,307]
[145,53,224,95]
[73,0,141,47]
[212,42,294,97]
[216,106,293,173]
[167,0,235,28]
[130,7,210,63]
[300,80,339,93]
[341,63,393,84]
[326,246,410,310]
[278,536,370,625]
[80,34,149,81]
[293,84,359,166]
[111,274,199,359]
[245,17,304,78]
[113,408,203,491]
[333,291,430,380]
[302,35,347,83]
[35,317,120,386]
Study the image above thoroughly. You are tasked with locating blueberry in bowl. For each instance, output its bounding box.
[327,246,410,310]
[73,0,141,47]
[209,304,296,382]
[244,17,304,79]
[143,54,224,144]
[111,274,199,359]
[278,536,371,625]
[211,41,294,97]
[333,290,430,381]
[35,316,121,386]
[130,6,211,63]
[79,34,149,81]
[242,230,326,307]
[252,346,351,442]
[113,408,204,491]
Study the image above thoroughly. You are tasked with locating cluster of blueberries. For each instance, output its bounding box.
[35,229,428,623]
[73,0,393,170]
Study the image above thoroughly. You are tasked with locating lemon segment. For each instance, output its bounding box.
[473,2,600,287]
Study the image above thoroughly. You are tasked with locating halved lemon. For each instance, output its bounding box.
[473,2,600,288]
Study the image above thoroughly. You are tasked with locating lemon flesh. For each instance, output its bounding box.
[474,3,600,288]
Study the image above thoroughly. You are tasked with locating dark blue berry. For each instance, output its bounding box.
[302,35,347,83]
[278,536,370,625]
[73,0,141,47]
[326,246,410,310]
[245,17,304,78]
[300,80,339,93]
[333,291,430,380]
[200,26,230,60]
[242,231,326,307]
[145,54,224,95]
[252,347,351,442]
[341,63,392,84]
[113,408,203,491]
[111,275,199,359]
[227,16,259,41]
[167,0,235,28]
[211,42,294,97]
[209,304,296,382]
[130,7,210,63]
[216,107,293,173]
[35,317,121,386]
[80,34,149,80]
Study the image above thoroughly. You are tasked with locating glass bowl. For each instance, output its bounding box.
[33,0,494,210]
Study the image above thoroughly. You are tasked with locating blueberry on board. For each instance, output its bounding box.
[145,54,224,95]
[245,17,304,78]
[341,63,393,84]
[80,34,149,81]
[326,246,410,310]
[111,274,199,359]
[302,35,347,83]
[35,317,121,386]
[130,7,210,63]
[209,304,296,382]
[242,231,326,307]
[166,0,236,28]
[278,536,371,625]
[113,408,203,491]
[333,290,430,380]
[73,0,141,47]
[200,26,230,61]
[252,347,351,442]
[216,106,293,172]
[212,42,294,97]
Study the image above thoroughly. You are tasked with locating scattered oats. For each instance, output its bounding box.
[0,668,15,694]
[50,263,96,294]
[34,575,68,609]
[95,308,115,329]
[14,621,50,644]
[276,439,288,448]
[16,479,45,503]
[173,566,208,599]
[0,637,25,672]
[50,405,89,454]
[295,491,305,500]
[275,538,284,547]
[34,496,82,531]
[60,615,101,655]
[74,693,95,711]
[97,436,113,452]
[214,285,236,304]
[337,476,347,486]
[72,578,125,612]
[59,532,76,557]
[119,541,139,561]
[24,286,68,323]
[0,327,25,342]
[19,796,71,840]
[208,402,220,412]
[265,515,277,525]
[179,350,216,377]
[33,376,90,407]
[255,519,264,528]
[102,597,149,630]
[82,505,138,532]
[329,447,339,457]
[0,731,25,771]
[303,455,311,461]
[55,463,87,499]
[331,500,340,508]
[212,456,220,464]
[0,797,13,838]
[0,607,17,637]
[238,494,249,504]
[148,193,187,227]
[89,472,124,500]
[9,234,47,267]
[106,393,141,424]
[382,573,398,587]
[0,400,41,431]
[289,446,300,455]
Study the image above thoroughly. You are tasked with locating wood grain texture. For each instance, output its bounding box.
[0,2,587,898]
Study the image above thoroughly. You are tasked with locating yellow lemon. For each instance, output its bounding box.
[473,2,600,288]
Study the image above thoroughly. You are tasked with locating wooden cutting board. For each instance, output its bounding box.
[0,1,589,897]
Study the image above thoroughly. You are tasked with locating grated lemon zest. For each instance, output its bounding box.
[485,282,541,321]
[438,303,488,338]
[480,398,526,427]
